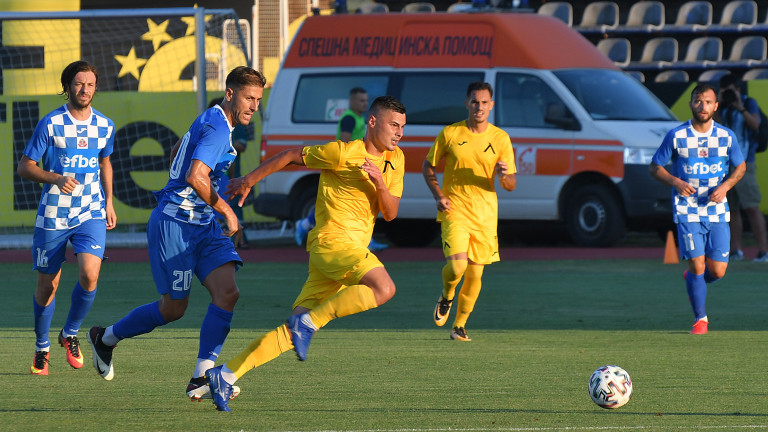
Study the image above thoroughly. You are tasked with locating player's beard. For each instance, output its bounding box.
[693,109,712,125]
[69,93,93,110]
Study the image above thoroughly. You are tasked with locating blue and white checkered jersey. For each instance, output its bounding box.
[652,120,744,223]
[155,105,236,225]
[23,105,115,230]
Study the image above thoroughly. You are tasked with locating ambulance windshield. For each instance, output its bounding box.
[554,69,676,122]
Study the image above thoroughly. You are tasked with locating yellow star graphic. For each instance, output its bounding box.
[181,6,213,36]
[181,15,196,36]
[114,47,148,79]
[142,18,173,51]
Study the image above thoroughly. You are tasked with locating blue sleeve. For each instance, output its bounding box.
[192,124,229,170]
[729,130,745,167]
[23,117,51,162]
[651,131,674,166]
[745,97,759,116]
[100,119,116,159]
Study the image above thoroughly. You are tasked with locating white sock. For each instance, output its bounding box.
[193,359,215,379]
[221,366,238,385]
[102,326,119,346]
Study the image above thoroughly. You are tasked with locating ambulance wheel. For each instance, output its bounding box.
[291,188,317,222]
[565,185,625,247]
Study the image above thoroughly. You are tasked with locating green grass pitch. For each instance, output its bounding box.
[2,257,767,431]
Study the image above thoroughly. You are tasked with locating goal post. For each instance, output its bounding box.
[0,8,252,238]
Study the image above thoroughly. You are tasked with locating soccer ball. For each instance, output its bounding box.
[588,365,633,409]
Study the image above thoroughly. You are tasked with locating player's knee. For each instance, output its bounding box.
[709,267,726,280]
[444,259,468,279]
[213,285,240,309]
[160,306,185,322]
[78,275,99,291]
[372,280,396,305]
[158,299,187,322]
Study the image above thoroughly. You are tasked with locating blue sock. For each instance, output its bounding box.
[33,296,55,351]
[307,209,316,226]
[63,282,96,336]
[112,301,167,340]
[685,271,707,320]
[197,303,233,361]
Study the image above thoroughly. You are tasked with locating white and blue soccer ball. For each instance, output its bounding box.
[588,365,633,409]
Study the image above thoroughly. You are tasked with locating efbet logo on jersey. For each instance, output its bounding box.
[60,154,99,169]
[682,160,724,176]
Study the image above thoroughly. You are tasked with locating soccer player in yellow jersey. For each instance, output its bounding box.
[203,96,406,412]
[423,81,517,342]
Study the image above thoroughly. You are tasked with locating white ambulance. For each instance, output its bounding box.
[254,12,678,247]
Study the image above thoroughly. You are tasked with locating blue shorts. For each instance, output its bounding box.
[31,218,107,274]
[147,208,242,299]
[676,221,730,262]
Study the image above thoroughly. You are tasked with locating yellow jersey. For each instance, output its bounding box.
[302,139,404,248]
[426,120,516,230]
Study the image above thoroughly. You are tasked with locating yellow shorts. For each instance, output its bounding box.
[293,241,383,310]
[440,218,500,265]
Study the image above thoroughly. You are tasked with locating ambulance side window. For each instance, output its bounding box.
[496,73,569,129]
[292,74,389,123]
[395,72,484,125]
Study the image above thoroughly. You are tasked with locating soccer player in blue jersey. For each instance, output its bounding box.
[650,83,745,335]
[87,67,266,401]
[17,60,116,375]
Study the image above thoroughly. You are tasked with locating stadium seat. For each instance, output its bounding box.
[717,0,757,27]
[742,68,768,80]
[654,70,689,83]
[578,1,619,32]
[537,2,573,26]
[624,1,664,30]
[402,2,436,13]
[447,2,474,12]
[697,69,731,83]
[631,37,678,68]
[356,2,389,13]
[682,36,723,65]
[726,35,767,65]
[596,38,631,67]
[673,1,713,29]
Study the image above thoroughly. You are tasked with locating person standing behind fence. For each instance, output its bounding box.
[715,73,768,262]
[650,83,745,335]
[17,60,117,376]
[336,87,368,142]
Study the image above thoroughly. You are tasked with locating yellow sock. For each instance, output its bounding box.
[453,264,484,328]
[309,284,378,329]
[442,259,467,300]
[226,324,292,379]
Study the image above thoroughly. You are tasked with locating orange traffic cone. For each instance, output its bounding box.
[664,230,679,264]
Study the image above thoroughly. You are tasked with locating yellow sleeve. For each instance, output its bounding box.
[425,127,450,166]
[497,131,516,174]
[302,141,343,170]
[387,148,405,198]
